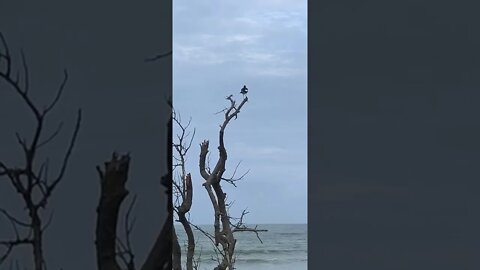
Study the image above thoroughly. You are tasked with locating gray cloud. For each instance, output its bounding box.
[173,0,307,224]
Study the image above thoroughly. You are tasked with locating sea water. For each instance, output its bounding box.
[175,224,307,270]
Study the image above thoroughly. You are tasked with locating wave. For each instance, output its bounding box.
[235,257,308,264]
[193,257,307,265]
[182,249,306,259]
[235,248,307,255]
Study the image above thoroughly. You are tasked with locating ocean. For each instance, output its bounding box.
[175,224,307,270]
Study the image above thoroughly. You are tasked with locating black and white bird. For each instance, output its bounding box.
[240,85,248,95]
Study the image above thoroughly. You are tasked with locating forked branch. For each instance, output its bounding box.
[198,93,262,270]
[0,32,82,270]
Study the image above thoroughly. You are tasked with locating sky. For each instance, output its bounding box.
[173,0,307,225]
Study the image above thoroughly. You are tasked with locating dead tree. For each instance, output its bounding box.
[94,142,173,270]
[94,97,174,270]
[140,99,173,270]
[0,33,82,270]
[133,52,173,270]
[199,94,266,270]
[95,153,134,270]
[138,164,174,270]
[94,150,173,270]
[171,111,196,270]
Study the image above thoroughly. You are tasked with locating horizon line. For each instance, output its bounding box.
[175,222,307,226]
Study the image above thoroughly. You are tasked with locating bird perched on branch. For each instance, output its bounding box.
[240,85,248,95]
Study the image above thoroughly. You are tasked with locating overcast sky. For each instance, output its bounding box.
[173,0,307,224]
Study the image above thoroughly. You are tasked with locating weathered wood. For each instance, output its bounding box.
[198,95,249,270]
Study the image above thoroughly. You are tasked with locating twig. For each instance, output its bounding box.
[0,32,82,269]
[145,51,172,62]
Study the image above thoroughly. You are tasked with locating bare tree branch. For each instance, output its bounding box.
[197,93,255,270]
[0,32,82,270]
[172,110,197,270]
[141,106,173,270]
[115,194,137,270]
[221,161,250,187]
[145,51,172,62]
[230,209,267,244]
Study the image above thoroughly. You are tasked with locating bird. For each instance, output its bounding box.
[240,85,248,95]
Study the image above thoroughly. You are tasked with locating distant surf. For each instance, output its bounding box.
[175,223,307,270]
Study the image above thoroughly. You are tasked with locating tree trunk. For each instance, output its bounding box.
[31,212,44,270]
[141,113,173,270]
[172,226,182,270]
[95,153,130,270]
[177,173,195,270]
[140,215,173,270]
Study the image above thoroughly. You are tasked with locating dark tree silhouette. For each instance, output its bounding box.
[171,110,196,270]
[171,93,265,270]
[0,32,82,270]
[95,59,174,270]
[1,31,264,270]
[95,153,133,270]
[1,32,173,270]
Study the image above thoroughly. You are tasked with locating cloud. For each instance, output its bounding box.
[173,0,307,223]
[233,11,306,28]
[237,144,287,157]
[249,66,306,77]
[239,51,275,62]
[174,44,231,65]
[235,11,306,31]
[174,0,306,76]
[229,143,292,161]
[189,33,262,46]
[224,34,262,44]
